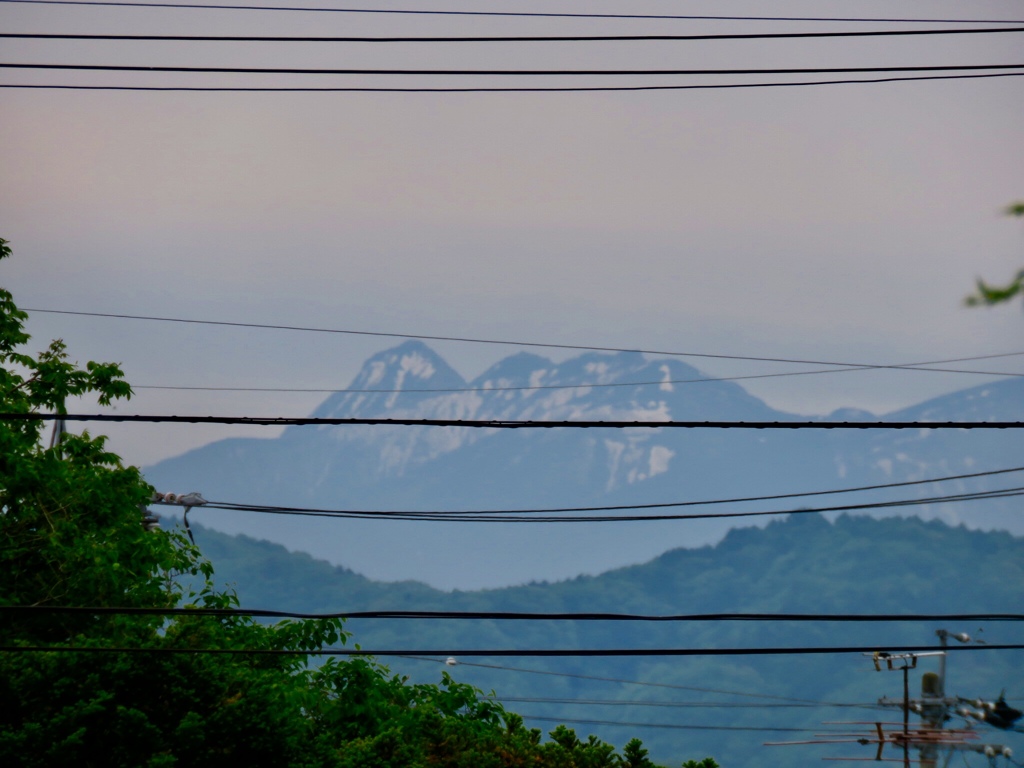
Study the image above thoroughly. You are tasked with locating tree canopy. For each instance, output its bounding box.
[0,238,711,768]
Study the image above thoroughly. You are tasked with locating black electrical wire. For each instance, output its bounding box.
[127,350,1024,395]
[6,413,1022,428]
[493,696,878,710]
[130,365,1024,393]
[7,606,1022,623]
[177,464,1024,517]
[6,63,1024,76]
[7,27,1024,42]
[399,655,887,706]
[419,658,1021,713]
[523,716,848,733]
[184,486,1024,524]
[513,715,849,733]
[3,643,1022,657]
[6,72,1024,91]
[20,307,1024,375]
[3,0,1023,24]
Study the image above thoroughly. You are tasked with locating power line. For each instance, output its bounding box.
[127,349,1024,395]
[177,465,1024,517]
[415,656,1021,713]
[4,643,1022,657]
[517,716,845,733]
[7,413,1022,428]
[7,606,1022,623]
[133,366,1011,392]
[6,63,1024,76]
[188,486,1024,524]
[400,655,890,706]
[495,696,878,710]
[3,0,1023,24]
[7,27,1024,42]
[6,72,1024,91]
[21,307,1024,375]
[513,715,849,733]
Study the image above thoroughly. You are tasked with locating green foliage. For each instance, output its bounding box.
[623,738,655,768]
[0,236,341,764]
[965,268,1024,307]
[0,237,690,767]
[964,200,1024,308]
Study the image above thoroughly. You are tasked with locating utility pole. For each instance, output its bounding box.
[875,632,1019,767]
[766,639,1019,766]
[936,628,972,698]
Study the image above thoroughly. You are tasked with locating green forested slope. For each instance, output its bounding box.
[186,513,1024,768]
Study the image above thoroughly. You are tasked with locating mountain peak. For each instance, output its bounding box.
[349,341,466,392]
[309,341,465,419]
[471,352,554,388]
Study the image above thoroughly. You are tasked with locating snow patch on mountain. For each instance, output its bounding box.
[648,445,675,477]
[364,362,387,386]
[659,364,674,392]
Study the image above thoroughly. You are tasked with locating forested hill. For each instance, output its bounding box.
[185,513,1024,768]
[191,513,1024,618]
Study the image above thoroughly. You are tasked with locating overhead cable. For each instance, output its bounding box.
[4,643,1022,657]
[6,73,1024,91]
[6,413,1022,428]
[7,606,1022,623]
[117,349,1024,397]
[184,486,1024,524]
[128,349,1024,395]
[6,63,1023,76]
[399,655,896,706]
[6,27,1024,42]
[514,715,849,733]
[21,307,1024,374]
[175,464,1024,517]
[495,696,879,710]
[3,0,1023,24]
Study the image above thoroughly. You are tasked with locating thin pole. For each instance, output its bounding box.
[903,665,911,768]
[937,630,948,697]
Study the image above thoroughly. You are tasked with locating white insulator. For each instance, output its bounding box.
[445,657,457,666]
[984,746,996,757]
[164,492,177,503]
[1002,747,1012,758]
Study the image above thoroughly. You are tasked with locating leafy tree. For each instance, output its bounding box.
[0,237,695,767]
[0,234,346,764]
[964,201,1024,308]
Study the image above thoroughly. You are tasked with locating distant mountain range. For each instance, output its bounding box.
[144,341,1024,589]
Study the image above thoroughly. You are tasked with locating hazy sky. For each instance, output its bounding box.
[2,0,1023,467]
